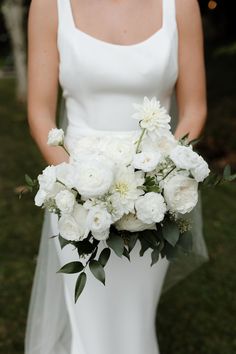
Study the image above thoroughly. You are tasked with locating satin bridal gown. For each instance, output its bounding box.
[25,0,206,353]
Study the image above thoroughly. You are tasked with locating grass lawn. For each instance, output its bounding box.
[0,41,236,354]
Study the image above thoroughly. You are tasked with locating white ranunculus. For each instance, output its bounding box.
[55,190,76,214]
[132,96,171,132]
[190,156,210,182]
[164,174,199,214]
[170,145,201,170]
[132,151,161,172]
[135,192,167,224]
[47,128,64,146]
[85,206,112,241]
[109,166,144,215]
[142,131,178,158]
[115,213,156,232]
[101,137,135,166]
[38,165,57,191]
[58,204,88,241]
[55,162,76,189]
[74,155,114,198]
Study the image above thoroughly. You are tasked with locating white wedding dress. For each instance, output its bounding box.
[25,1,207,353]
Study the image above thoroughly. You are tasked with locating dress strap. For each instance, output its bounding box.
[162,0,177,32]
[57,0,75,31]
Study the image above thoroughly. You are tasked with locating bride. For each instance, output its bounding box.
[25,0,208,353]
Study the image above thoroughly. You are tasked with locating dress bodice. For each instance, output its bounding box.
[57,0,178,139]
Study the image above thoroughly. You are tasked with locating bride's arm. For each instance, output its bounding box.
[27,0,68,165]
[174,0,207,141]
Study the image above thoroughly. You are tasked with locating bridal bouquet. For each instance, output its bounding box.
[25,97,236,302]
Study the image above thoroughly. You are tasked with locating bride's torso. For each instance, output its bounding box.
[57,0,178,141]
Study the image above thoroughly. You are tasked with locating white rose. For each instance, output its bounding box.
[58,204,88,241]
[190,156,210,182]
[70,136,103,163]
[55,162,76,189]
[170,145,200,170]
[85,206,112,240]
[38,165,57,191]
[101,137,135,166]
[132,151,161,172]
[164,174,198,214]
[34,189,47,207]
[135,192,167,224]
[74,155,114,198]
[55,190,76,214]
[115,213,156,232]
[47,128,64,146]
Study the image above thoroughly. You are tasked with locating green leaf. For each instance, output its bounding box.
[151,248,159,266]
[223,164,231,178]
[123,247,131,261]
[75,272,87,303]
[127,232,139,253]
[59,234,71,249]
[76,239,97,256]
[106,232,124,258]
[89,260,106,285]
[226,173,236,182]
[139,237,151,256]
[161,242,179,261]
[177,231,193,252]
[162,221,180,247]
[57,261,84,274]
[98,248,111,267]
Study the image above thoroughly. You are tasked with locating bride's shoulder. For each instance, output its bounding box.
[28,0,58,34]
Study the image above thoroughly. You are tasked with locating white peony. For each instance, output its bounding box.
[38,165,57,191]
[132,96,171,132]
[190,156,210,182]
[58,204,88,241]
[170,145,201,170]
[109,166,144,215]
[85,206,112,240]
[163,174,199,214]
[115,213,156,232]
[55,190,76,214]
[132,151,161,172]
[101,137,135,166]
[74,155,114,198]
[135,192,167,224]
[55,162,76,189]
[47,128,64,146]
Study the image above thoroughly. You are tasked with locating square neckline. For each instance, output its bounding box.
[67,0,165,48]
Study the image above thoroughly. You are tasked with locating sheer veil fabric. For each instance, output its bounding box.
[25,0,209,353]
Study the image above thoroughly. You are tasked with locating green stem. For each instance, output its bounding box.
[160,166,176,181]
[61,144,70,156]
[135,128,146,153]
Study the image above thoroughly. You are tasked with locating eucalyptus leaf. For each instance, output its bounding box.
[98,248,111,267]
[57,261,84,274]
[106,232,124,258]
[151,248,159,266]
[75,272,87,303]
[162,221,180,247]
[89,260,106,285]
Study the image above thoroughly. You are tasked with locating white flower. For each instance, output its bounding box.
[34,189,47,207]
[142,131,178,158]
[38,165,57,192]
[47,128,64,146]
[55,162,76,189]
[85,206,112,241]
[190,156,210,182]
[132,151,161,172]
[163,174,198,214]
[70,136,103,163]
[101,137,135,166]
[135,192,167,224]
[170,145,201,170]
[115,213,156,232]
[55,190,76,214]
[109,166,144,215]
[74,155,114,198]
[58,204,88,241]
[132,96,171,132]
